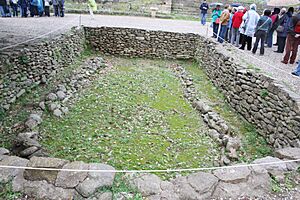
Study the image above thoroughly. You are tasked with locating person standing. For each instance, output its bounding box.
[218,5,230,43]
[199,0,209,25]
[275,7,294,53]
[57,0,64,17]
[0,0,7,17]
[10,0,18,17]
[239,4,260,51]
[282,8,300,64]
[231,6,244,46]
[211,5,221,38]
[44,0,50,16]
[266,8,280,47]
[19,0,28,17]
[274,8,287,46]
[252,10,272,55]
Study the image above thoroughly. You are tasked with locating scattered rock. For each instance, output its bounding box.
[53,109,63,118]
[193,100,212,114]
[129,173,162,197]
[56,91,66,100]
[252,156,287,176]
[0,148,10,155]
[275,147,300,160]
[213,166,251,184]
[47,93,58,101]
[0,156,29,183]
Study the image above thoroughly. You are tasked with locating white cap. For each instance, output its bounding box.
[238,6,244,11]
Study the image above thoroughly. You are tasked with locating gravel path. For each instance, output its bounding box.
[0,14,299,95]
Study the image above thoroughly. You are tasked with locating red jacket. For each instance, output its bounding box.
[232,12,244,29]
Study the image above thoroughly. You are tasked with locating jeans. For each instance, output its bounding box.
[213,22,219,38]
[53,5,59,16]
[283,34,300,64]
[0,6,4,17]
[218,25,227,43]
[277,36,286,53]
[20,6,28,17]
[252,30,267,55]
[231,27,240,46]
[266,30,274,47]
[293,62,300,76]
[201,13,207,25]
[44,6,50,17]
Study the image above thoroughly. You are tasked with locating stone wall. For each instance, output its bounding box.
[84,26,199,59]
[0,27,85,111]
[84,26,300,148]
[195,40,300,148]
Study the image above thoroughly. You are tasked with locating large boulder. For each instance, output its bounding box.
[213,166,251,184]
[0,156,29,183]
[24,157,69,184]
[129,173,162,197]
[76,163,115,197]
[55,161,89,188]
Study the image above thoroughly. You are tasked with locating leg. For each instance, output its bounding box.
[0,6,4,17]
[267,30,273,47]
[289,38,300,64]
[213,23,218,38]
[247,36,252,50]
[260,32,266,55]
[252,32,260,54]
[230,28,236,45]
[240,34,246,50]
[283,35,292,63]
[203,13,207,25]
[236,31,241,47]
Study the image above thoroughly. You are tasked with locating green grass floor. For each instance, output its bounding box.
[40,57,219,178]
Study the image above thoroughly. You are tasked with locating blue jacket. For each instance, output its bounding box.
[277,12,293,37]
[256,16,272,32]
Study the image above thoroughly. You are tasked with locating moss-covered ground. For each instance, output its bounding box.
[41,57,219,178]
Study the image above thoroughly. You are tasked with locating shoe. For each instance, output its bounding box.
[291,72,299,76]
[259,54,264,56]
[239,47,244,50]
[274,43,278,46]
[290,61,295,64]
[281,61,288,64]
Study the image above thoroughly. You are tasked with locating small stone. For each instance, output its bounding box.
[0,148,10,155]
[226,137,241,151]
[49,103,58,111]
[193,100,212,114]
[29,114,42,124]
[61,107,69,114]
[53,109,63,118]
[47,93,57,101]
[39,101,46,110]
[16,89,26,98]
[56,91,66,100]
[19,146,39,157]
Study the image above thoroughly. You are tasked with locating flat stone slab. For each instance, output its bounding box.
[129,173,162,197]
[0,148,10,155]
[187,172,218,196]
[275,147,300,160]
[88,192,113,200]
[252,156,287,173]
[24,156,68,184]
[55,161,89,188]
[172,176,202,200]
[0,156,28,183]
[76,163,115,197]
[213,166,251,184]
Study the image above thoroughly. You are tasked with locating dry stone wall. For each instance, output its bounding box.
[0,27,85,111]
[84,26,300,148]
[84,26,199,59]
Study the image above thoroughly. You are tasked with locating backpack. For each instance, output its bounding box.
[294,20,300,34]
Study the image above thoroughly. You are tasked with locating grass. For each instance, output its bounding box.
[184,61,273,162]
[0,182,22,200]
[96,174,143,200]
[40,57,219,179]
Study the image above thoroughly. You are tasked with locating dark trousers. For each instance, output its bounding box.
[283,34,300,64]
[213,22,219,38]
[30,5,38,17]
[53,5,59,16]
[44,6,50,17]
[11,3,18,17]
[240,35,252,50]
[21,6,28,17]
[252,30,267,55]
[277,36,286,53]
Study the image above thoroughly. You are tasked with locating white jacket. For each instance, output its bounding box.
[239,9,260,37]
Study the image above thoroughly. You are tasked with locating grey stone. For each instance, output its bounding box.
[39,101,46,110]
[193,100,212,114]
[275,147,300,160]
[23,180,76,200]
[130,173,162,196]
[16,89,26,98]
[25,118,39,129]
[213,166,251,184]
[24,157,69,184]
[0,156,29,183]
[172,176,201,200]
[61,107,69,114]
[49,102,58,111]
[55,161,89,188]
[187,172,218,196]
[57,91,66,100]
[0,148,10,155]
[252,156,287,173]
[114,192,134,200]
[76,163,115,197]
[47,93,58,101]
[53,109,63,117]
[88,192,113,200]
[226,137,241,151]
[19,146,39,157]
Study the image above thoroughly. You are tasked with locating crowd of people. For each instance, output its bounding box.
[0,0,65,17]
[200,0,300,77]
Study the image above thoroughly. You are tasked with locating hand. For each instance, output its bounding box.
[295,34,300,38]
